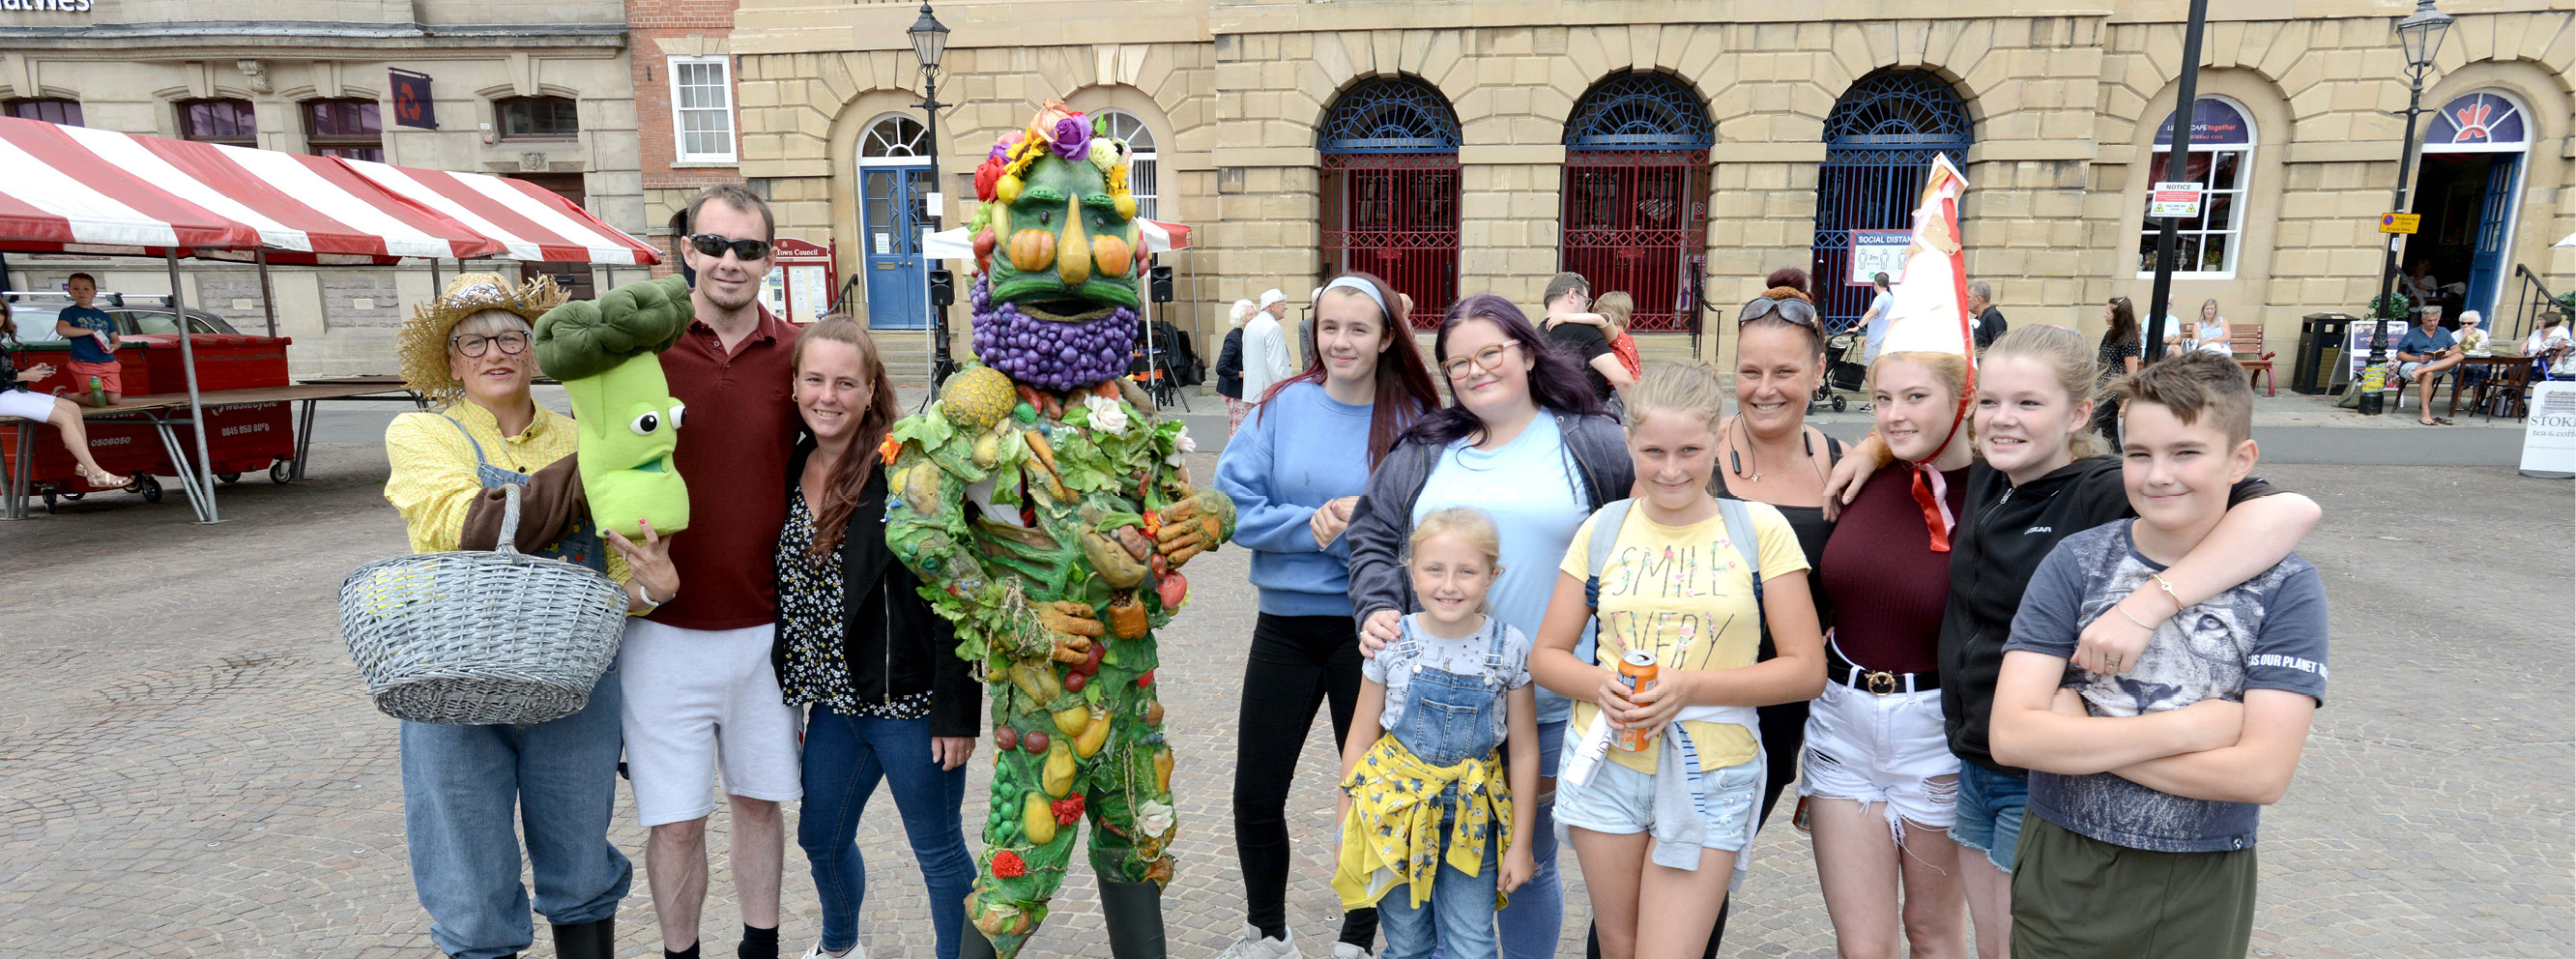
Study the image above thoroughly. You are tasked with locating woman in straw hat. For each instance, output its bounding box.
[382,273,680,959]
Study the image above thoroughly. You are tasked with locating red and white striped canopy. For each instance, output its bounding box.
[340,160,661,266]
[0,115,262,255]
[64,125,500,264]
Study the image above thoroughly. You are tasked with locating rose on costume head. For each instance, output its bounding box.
[1051,117,1092,160]
[1085,393,1131,435]
[974,159,1004,203]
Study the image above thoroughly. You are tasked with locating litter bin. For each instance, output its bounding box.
[2295,312,2357,395]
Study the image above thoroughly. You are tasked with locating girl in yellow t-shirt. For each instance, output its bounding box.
[1528,363,1826,959]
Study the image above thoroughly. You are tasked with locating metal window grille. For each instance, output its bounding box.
[1810,70,1972,333]
[179,99,257,146]
[1562,73,1712,334]
[1320,77,1462,329]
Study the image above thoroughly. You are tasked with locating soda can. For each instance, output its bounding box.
[1615,649,1659,752]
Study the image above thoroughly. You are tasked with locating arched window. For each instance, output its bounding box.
[178,99,257,147]
[859,114,929,160]
[1319,75,1462,329]
[2136,97,2254,277]
[5,98,83,127]
[1811,70,1973,330]
[497,96,579,140]
[1561,72,1711,334]
[2415,90,2532,322]
[1097,109,1159,221]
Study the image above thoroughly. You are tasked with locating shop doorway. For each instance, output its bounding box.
[2401,91,2528,327]
[857,115,932,331]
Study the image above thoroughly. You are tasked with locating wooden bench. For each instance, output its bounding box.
[2228,322,2277,396]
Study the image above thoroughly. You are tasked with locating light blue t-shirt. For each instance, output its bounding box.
[1411,410,1594,724]
[1863,291,1895,362]
[1214,380,1379,616]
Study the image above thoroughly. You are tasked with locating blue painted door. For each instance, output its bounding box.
[2462,154,2519,323]
[861,165,931,330]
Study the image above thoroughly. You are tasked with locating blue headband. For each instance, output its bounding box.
[1319,276,1392,321]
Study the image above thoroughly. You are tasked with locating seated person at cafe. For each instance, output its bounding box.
[2393,306,2461,425]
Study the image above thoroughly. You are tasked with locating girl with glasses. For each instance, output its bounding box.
[1344,293,1631,959]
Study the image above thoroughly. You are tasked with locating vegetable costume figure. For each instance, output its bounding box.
[533,274,695,539]
[884,101,1233,959]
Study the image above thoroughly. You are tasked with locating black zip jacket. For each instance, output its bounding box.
[1939,455,2278,773]
[773,438,980,738]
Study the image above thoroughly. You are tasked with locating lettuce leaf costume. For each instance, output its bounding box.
[533,274,694,540]
[885,102,1232,959]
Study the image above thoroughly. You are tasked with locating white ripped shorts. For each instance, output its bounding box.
[1798,679,1959,833]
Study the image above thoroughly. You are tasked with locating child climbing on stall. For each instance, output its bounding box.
[1332,507,1538,959]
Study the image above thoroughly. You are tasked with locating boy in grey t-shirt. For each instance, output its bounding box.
[1989,352,2328,959]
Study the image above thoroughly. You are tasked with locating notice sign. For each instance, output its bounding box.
[2379,213,2421,234]
[2150,182,2203,218]
[2343,319,2411,379]
[1846,230,1912,286]
[390,69,437,130]
[2520,380,2576,479]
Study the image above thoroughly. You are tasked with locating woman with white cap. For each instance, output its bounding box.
[1218,298,1256,434]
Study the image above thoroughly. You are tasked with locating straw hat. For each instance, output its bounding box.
[397,273,567,407]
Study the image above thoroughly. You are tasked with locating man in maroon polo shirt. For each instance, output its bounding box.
[618,184,803,959]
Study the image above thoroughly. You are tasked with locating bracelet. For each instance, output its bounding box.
[2114,604,2154,631]
[2147,572,2185,613]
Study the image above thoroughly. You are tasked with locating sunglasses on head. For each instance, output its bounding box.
[1739,296,1819,330]
[685,233,772,261]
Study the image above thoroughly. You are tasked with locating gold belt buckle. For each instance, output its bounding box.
[1867,671,1897,696]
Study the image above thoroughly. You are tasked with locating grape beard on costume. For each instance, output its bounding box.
[881,101,1234,959]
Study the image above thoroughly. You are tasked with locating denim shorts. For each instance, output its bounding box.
[1553,754,1762,852]
[1951,762,2029,873]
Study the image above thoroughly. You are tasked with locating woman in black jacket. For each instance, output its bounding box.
[774,317,979,959]
[1218,298,1252,434]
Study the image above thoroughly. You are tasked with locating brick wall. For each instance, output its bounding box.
[631,0,747,276]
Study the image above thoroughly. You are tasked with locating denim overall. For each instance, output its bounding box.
[398,413,631,959]
[1378,622,1516,959]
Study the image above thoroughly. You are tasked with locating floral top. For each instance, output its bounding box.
[775,487,930,717]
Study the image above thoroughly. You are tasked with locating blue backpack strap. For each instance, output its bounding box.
[1716,496,1766,644]
[1582,499,1634,608]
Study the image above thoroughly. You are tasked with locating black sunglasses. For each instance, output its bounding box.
[1739,296,1820,330]
[685,233,772,261]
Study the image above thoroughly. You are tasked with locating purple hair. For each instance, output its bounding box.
[1406,292,1608,447]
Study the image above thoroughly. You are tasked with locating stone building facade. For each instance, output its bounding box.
[728,0,2570,371]
[0,0,641,375]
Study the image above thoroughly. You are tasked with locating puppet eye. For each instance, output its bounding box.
[629,411,661,435]
[667,403,686,430]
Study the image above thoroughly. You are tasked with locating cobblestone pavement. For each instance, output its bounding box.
[1,446,2567,958]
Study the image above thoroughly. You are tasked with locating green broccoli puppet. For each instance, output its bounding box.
[534,274,695,540]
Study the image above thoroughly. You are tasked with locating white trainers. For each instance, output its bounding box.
[799,943,862,959]
[1330,943,1375,959]
[1210,921,1301,959]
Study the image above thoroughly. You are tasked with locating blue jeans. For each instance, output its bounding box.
[1380,799,1504,959]
[1493,718,1565,959]
[799,706,975,959]
[1952,763,2030,874]
[401,672,630,959]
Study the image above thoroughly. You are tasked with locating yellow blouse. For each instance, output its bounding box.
[1330,733,1514,912]
[382,400,632,586]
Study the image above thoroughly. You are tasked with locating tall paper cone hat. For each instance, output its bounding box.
[1877,155,1974,361]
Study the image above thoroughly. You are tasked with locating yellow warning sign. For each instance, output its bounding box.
[2379,213,2421,234]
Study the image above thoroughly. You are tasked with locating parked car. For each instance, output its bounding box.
[2,291,238,344]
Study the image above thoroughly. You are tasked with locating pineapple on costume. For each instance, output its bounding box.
[883,101,1234,959]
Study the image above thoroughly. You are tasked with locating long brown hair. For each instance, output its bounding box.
[1259,271,1442,468]
[0,299,14,345]
[794,315,899,558]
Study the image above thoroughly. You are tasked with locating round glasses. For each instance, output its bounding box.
[450,330,531,359]
[1440,341,1522,380]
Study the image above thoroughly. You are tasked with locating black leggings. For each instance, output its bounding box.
[1233,612,1376,947]
[1585,698,1808,959]
[2094,396,2123,451]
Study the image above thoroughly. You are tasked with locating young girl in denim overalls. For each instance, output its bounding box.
[1331,508,1538,959]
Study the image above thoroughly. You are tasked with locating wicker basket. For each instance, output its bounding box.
[339,483,630,725]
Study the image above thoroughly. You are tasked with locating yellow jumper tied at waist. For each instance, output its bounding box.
[1329,733,1515,912]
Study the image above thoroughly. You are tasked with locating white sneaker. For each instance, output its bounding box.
[800,943,863,959]
[1210,921,1301,959]
[1330,944,1375,959]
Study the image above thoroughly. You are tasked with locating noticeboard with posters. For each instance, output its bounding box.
[2344,320,2412,379]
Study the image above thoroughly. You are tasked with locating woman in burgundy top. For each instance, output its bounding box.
[1801,349,1974,959]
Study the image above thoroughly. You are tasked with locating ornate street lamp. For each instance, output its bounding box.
[2366,0,2453,379]
[909,3,958,386]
